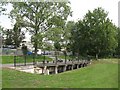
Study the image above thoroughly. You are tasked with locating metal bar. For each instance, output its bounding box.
[24,55,26,66]
[33,54,35,65]
[14,55,16,67]
[44,51,45,61]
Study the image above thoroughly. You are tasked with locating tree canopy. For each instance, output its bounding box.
[1,2,119,59]
[71,7,118,59]
[10,2,72,55]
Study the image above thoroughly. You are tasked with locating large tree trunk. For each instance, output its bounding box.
[34,11,39,56]
[34,31,38,56]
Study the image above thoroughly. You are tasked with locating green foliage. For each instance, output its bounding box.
[10,2,71,55]
[45,21,75,52]
[62,21,75,52]
[0,3,24,47]
[46,27,63,43]
[3,26,25,47]
[54,42,61,51]
[31,33,44,49]
[45,27,63,50]
[0,26,4,45]
[116,27,120,55]
[12,22,25,47]
[71,7,118,58]
[3,29,14,45]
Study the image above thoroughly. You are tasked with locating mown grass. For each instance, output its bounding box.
[58,55,72,60]
[2,55,52,64]
[58,55,89,60]
[2,59,118,88]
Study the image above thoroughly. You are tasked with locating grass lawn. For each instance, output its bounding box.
[2,55,52,64]
[58,55,89,60]
[58,55,71,60]
[2,58,118,88]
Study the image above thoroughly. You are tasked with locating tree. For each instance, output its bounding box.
[62,21,75,52]
[45,27,63,50]
[3,29,14,46]
[0,3,8,46]
[2,21,25,47]
[10,2,72,55]
[0,3,24,47]
[12,21,25,47]
[71,7,118,59]
[0,26,4,47]
[45,27,63,61]
[116,27,120,56]
[70,20,87,58]
[118,28,120,55]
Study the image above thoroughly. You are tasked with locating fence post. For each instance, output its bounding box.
[33,54,35,65]
[44,51,46,61]
[14,55,16,67]
[24,55,26,66]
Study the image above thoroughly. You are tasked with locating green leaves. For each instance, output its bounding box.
[46,27,63,43]
[10,2,71,54]
[3,22,25,47]
[71,7,118,58]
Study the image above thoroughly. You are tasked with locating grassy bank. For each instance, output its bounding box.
[2,59,118,88]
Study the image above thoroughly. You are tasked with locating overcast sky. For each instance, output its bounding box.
[0,0,119,28]
[68,0,119,26]
[0,0,119,41]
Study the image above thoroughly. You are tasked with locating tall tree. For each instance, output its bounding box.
[3,26,25,47]
[3,29,13,46]
[10,2,71,55]
[71,7,118,59]
[2,16,25,47]
[45,27,63,50]
[116,27,120,56]
[0,26,4,47]
[62,21,75,52]
[12,21,25,47]
[71,20,85,56]
[118,28,120,55]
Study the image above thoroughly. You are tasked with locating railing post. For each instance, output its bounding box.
[63,65,67,72]
[55,59,57,65]
[65,59,67,64]
[77,64,79,69]
[55,66,58,74]
[43,66,47,75]
[71,64,74,70]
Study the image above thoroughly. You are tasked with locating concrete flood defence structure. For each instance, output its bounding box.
[34,60,91,75]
